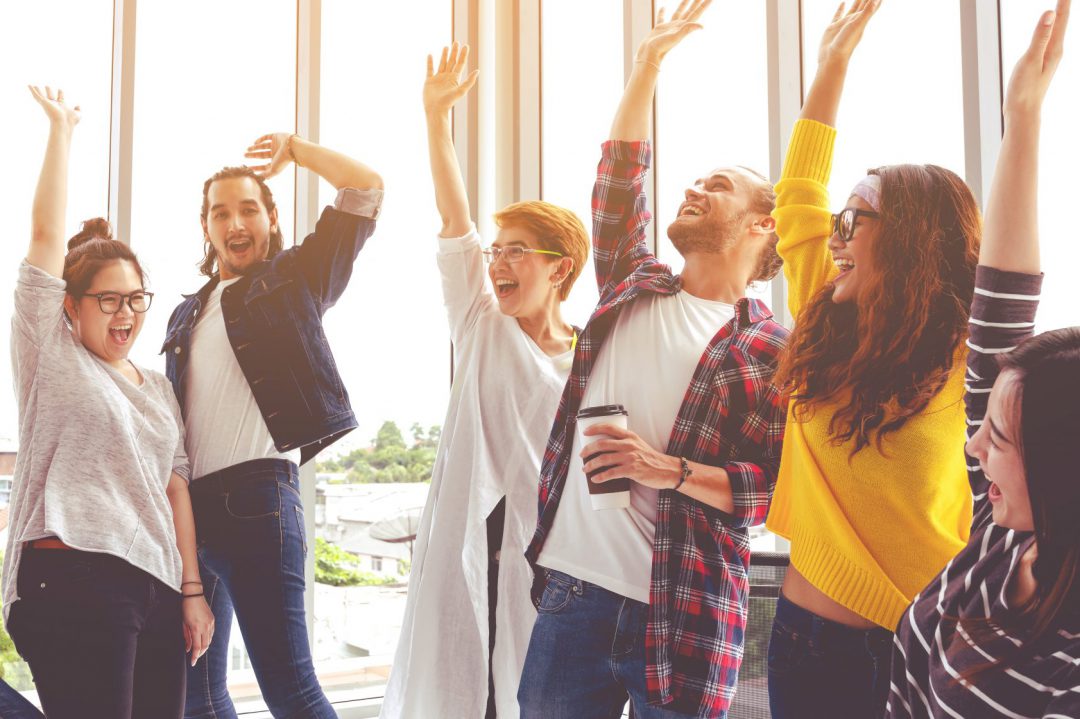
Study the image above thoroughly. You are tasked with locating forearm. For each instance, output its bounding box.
[653,455,735,513]
[609,64,659,141]
[981,112,1041,273]
[167,475,202,585]
[426,111,473,237]
[290,137,384,191]
[800,58,848,127]
[28,125,73,276]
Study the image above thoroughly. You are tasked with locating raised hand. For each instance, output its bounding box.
[636,0,712,67]
[1004,0,1070,117]
[816,0,881,68]
[28,85,80,131]
[245,133,294,180]
[425,43,479,117]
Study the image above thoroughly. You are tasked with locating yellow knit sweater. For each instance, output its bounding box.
[765,119,972,630]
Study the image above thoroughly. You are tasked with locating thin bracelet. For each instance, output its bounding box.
[181,581,203,586]
[182,592,205,599]
[287,133,304,168]
[635,58,661,73]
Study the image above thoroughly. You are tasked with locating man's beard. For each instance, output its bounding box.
[667,210,745,256]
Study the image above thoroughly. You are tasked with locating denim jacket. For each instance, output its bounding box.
[162,188,382,466]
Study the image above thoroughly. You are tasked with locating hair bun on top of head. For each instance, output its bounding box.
[67,217,114,251]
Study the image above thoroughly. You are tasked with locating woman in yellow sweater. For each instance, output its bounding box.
[765,2,981,716]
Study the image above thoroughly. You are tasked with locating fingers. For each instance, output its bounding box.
[1030,9,1059,60]
[672,0,692,21]
[1046,0,1072,67]
[454,44,470,76]
[426,54,434,78]
[57,88,64,103]
[683,0,712,24]
[831,2,846,23]
[461,69,480,94]
[581,422,631,438]
[438,46,449,74]
[656,7,666,25]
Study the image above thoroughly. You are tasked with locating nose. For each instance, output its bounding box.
[827,231,846,251]
[229,213,245,233]
[685,185,704,201]
[965,423,987,462]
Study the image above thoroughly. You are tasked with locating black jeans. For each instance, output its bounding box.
[7,547,185,719]
[767,592,893,719]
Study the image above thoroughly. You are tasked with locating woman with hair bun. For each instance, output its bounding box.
[0,86,213,718]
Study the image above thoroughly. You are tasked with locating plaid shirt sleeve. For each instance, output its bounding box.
[593,141,658,298]
[722,369,787,528]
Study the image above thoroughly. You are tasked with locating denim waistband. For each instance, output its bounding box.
[190,458,299,496]
[774,592,893,654]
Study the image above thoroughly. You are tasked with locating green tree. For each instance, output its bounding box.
[316,420,440,484]
[314,538,396,587]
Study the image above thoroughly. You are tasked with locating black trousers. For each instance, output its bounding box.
[486,497,507,719]
[7,547,186,719]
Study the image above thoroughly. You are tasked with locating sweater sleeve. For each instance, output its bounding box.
[772,119,838,320]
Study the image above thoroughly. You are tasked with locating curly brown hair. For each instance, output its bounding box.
[775,164,980,452]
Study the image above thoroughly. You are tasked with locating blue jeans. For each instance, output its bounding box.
[184,459,335,719]
[0,680,42,719]
[7,548,185,718]
[518,569,694,719]
[767,592,893,719]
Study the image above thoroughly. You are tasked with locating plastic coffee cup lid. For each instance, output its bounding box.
[577,404,628,419]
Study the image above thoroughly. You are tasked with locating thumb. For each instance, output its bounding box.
[461,69,480,93]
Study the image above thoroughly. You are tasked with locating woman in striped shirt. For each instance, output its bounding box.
[887,2,1080,717]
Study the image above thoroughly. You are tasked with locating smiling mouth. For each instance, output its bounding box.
[678,205,705,218]
[834,258,855,274]
[228,238,253,254]
[109,324,133,344]
[494,278,519,298]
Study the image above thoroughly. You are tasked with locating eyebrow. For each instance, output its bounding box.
[210,199,261,213]
[698,173,734,189]
[491,241,528,248]
[987,416,1012,445]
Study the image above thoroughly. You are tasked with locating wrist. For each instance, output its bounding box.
[815,56,851,77]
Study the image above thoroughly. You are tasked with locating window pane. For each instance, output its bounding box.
[800,0,966,206]
[316,0,451,702]
[0,1,114,698]
[1001,5,1080,332]
[541,0,625,326]
[655,3,772,303]
[127,1,296,710]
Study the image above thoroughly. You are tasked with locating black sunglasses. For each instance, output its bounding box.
[831,208,880,243]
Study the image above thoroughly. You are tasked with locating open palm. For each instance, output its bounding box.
[817,0,881,67]
[425,43,479,116]
[637,0,712,64]
[28,85,80,130]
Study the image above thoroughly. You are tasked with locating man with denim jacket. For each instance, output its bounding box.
[162,132,383,718]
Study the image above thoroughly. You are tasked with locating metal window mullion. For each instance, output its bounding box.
[108,0,137,244]
[766,0,803,329]
[296,0,321,648]
[959,0,1003,209]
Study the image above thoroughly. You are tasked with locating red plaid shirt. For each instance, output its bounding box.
[525,141,790,718]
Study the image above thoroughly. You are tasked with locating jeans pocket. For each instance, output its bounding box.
[767,619,809,678]
[224,482,282,520]
[295,505,308,558]
[537,571,580,615]
[16,551,96,601]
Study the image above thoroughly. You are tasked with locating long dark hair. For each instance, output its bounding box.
[199,166,284,277]
[774,164,980,452]
[958,327,1080,679]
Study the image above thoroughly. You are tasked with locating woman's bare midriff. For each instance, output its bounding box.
[780,563,879,630]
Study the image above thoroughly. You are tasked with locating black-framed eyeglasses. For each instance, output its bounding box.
[83,291,154,314]
[481,246,564,264]
[831,208,880,243]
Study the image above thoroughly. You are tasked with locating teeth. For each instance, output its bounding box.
[495,279,516,287]
[834,258,855,270]
[681,206,704,217]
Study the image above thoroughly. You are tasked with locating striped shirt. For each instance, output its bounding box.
[888,266,1080,718]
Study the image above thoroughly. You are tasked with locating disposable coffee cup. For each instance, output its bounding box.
[576,404,631,510]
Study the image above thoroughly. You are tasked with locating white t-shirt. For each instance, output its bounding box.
[183,277,300,478]
[537,291,735,603]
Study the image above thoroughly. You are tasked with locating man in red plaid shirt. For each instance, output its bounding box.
[517,2,790,718]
